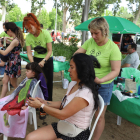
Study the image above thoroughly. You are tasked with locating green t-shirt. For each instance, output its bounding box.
[0,32,10,38]
[26,29,53,58]
[82,38,121,84]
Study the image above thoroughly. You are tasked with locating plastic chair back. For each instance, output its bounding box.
[3,80,41,140]
[31,80,41,98]
[88,95,104,140]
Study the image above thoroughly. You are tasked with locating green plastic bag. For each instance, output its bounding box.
[121,67,140,90]
[64,70,71,82]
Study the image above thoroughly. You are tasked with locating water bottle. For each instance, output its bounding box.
[138,85,140,95]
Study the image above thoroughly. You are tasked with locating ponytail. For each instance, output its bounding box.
[23,13,41,33]
[15,27,24,48]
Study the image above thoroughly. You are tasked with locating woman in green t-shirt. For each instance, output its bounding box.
[23,13,53,101]
[75,17,121,140]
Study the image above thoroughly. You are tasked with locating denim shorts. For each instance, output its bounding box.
[0,66,6,75]
[98,81,114,105]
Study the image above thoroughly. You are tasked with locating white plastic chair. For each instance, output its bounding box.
[0,75,10,92]
[88,95,104,140]
[28,80,41,130]
[3,80,41,140]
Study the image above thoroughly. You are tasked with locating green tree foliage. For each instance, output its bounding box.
[56,9,63,31]
[53,0,83,32]
[88,0,121,18]
[6,5,24,22]
[0,0,15,12]
[49,8,56,30]
[126,0,140,24]
[38,8,51,29]
[116,6,133,21]
[26,0,45,15]
[102,9,113,16]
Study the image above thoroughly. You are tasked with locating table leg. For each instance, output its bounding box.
[117,116,122,125]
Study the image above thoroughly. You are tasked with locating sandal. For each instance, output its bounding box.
[39,109,47,120]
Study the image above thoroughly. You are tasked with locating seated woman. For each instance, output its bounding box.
[26,53,100,140]
[0,62,45,138]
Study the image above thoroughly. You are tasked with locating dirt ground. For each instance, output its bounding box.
[0,68,140,140]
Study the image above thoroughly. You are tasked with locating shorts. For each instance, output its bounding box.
[51,122,90,140]
[98,81,114,105]
[0,66,6,75]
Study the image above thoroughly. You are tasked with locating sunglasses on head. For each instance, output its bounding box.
[59,95,67,110]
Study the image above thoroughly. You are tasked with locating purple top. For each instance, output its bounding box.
[39,73,48,100]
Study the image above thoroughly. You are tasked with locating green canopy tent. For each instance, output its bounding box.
[75,16,140,34]
[14,21,23,29]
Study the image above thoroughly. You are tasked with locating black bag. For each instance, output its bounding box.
[34,46,47,54]
[0,38,10,62]
[0,48,10,62]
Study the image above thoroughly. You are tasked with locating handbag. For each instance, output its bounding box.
[57,120,85,137]
[124,79,137,93]
[34,46,47,54]
[0,38,10,62]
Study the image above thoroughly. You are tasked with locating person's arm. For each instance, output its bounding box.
[0,39,18,56]
[36,97,61,109]
[0,60,5,66]
[121,63,130,68]
[5,37,13,41]
[74,47,86,54]
[28,96,88,120]
[94,60,121,84]
[26,45,34,62]
[121,55,133,68]
[38,42,52,67]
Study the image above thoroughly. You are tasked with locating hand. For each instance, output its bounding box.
[21,106,28,110]
[94,77,103,84]
[38,60,45,68]
[27,97,42,108]
[36,97,46,104]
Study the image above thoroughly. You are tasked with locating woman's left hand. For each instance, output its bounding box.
[27,97,42,108]
[94,77,103,84]
[38,60,45,68]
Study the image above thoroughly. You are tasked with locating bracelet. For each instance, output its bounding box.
[40,104,45,109]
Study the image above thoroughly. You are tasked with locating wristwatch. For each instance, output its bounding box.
[43,59,47,63]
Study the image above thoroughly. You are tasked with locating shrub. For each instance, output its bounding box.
[52,42,78,61]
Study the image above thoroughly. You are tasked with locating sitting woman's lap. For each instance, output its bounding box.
[51,122,90,140]
[26,125,57,140]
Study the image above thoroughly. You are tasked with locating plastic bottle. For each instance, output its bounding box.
[138,85,140,95]
[131,75,133,79]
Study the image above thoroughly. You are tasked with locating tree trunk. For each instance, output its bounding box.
[62,5,68,32]
[1,6,6,22]
[133,4,140,24]
[37,6,41,18]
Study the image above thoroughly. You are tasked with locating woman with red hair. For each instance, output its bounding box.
[23,13,53,101]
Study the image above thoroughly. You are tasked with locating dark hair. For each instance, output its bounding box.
[26,62,43,80]
[130,43,137,50]
[52,31,54,36]
[40,24,43,28]
[0,38,9,47]
[3,22,6,26]
[71,53,101,109]
[5,22,24,47]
